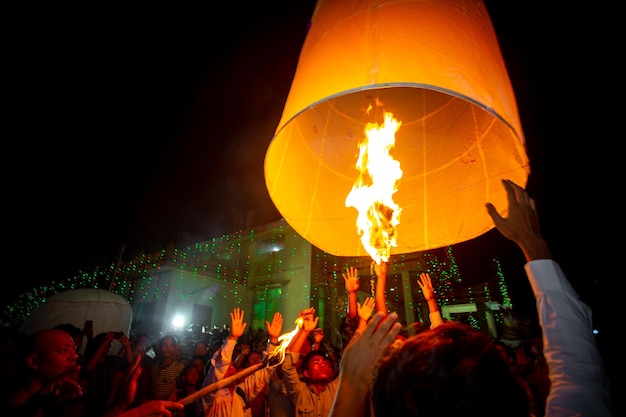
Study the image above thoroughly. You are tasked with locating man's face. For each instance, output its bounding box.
[303,354,333,383]
[31,329,78,380]
[247,352,263,366]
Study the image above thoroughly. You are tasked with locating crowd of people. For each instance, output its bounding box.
[0,180,614,416]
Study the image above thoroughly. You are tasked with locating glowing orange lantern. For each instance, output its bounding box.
[264,0,529,257]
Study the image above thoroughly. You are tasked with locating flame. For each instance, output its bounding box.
[266,316,304,366]
[345,107,403,264]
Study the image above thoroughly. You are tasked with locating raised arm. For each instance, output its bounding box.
[417,273,443,329]
[486,179,612,416]
[198,307,248,414]
[287,308,318,355]
[229,307,247,341]
[356,296,375,333]
[204,309,245,382]
[281,308,319,404]
[311,328,324,351]
[265,311,284,345]
[343,267,360,319]
[485,179,551,262]
[372,261,387,317]
[329,312,402,417]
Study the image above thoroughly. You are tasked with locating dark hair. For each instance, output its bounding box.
[371,321,530,417]
[494,340,517,366]
[190,354,207,367]
[181,363,198,377]
[158,334,178,348]
[179,363,202,389]
[83,332,110,359]
[192,340,208,352]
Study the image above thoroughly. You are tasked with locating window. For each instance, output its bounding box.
[257,237,285,255]
[252,287,283,330]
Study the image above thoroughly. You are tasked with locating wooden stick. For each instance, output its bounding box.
[177,361,266,406]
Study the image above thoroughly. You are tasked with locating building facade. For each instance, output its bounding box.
[128,219,512,345]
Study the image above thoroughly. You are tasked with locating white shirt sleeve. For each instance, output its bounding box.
[199,337,237,414]
[429,310,444,329]
[525,259,612,417]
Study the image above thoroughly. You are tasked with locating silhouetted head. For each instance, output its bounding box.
[371,321,529,417]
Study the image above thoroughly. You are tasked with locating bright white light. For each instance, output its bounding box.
[172,314,185,328]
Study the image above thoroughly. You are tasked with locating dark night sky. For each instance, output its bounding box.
[6,1,618,341]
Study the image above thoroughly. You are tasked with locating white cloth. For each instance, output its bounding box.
[429,310,444,329]
[198,338,274,417]
[525,259,612,417]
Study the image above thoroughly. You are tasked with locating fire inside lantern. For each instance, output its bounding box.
[345,103,402,265]
[264,0,530,258]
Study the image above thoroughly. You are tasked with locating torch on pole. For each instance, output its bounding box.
[177,361,266,406]
[178,319,302,406]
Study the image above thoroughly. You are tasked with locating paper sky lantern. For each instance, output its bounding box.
[264,0,529,257]
[19,288,132,338]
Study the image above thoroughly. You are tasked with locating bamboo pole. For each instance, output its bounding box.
[108,244,125,291]
[177,361,266,406]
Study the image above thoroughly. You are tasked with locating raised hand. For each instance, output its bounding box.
[342,266,360,293]
[330,312,402,417]
[485,179,551,261]
[266,311,284,342]
[312,328,325,344]
[301,310,319,333]
[297,307,315,320]
[229,307,247,339]
[40,364,83,403]
[417,273,435,301]
[343,311,401,366]
[357,297,375,322]
[356,296,376,332]
[287,308,319,355]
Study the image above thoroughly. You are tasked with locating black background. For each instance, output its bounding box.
[5,2,620,410]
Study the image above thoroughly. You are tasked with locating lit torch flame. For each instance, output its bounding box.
[345,105,403,265]
[178,316,306,405]
[266,316,304,366]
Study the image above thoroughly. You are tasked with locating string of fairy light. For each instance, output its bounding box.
[1,221,515,331]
